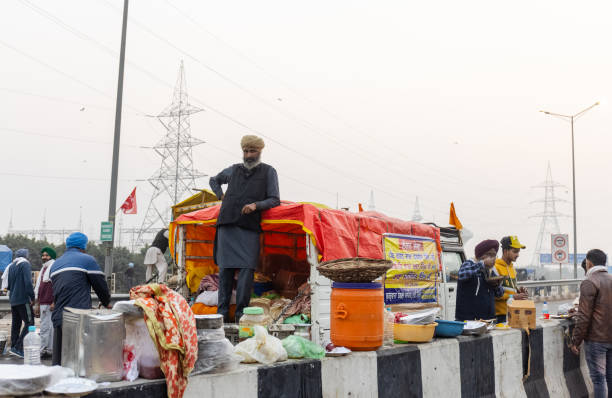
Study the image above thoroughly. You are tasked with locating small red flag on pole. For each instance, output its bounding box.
[120,187,137,214]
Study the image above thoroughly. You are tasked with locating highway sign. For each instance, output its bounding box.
[100,221,114,242]
[551,234,569,264]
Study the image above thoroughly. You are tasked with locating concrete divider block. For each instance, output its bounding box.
[520,327,549,398]
[258,359,322,398]
[490,328,527,398]
[542,322,571,398]
[457,334,496,398]
[377,345,422,398]
[419,338,461,398]
[321,351,377,398]
[183,365,258,398]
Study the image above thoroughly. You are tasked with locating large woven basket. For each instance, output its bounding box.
[316,257,393,283]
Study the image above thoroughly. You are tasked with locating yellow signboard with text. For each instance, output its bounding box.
[383,233,440,305]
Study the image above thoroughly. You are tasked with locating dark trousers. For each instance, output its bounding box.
[217,267,254,324]
[10,304,34,353]
[52,326,62,366]
[496,314,507,323]
[584,340,612,398]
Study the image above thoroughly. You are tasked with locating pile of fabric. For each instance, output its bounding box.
[272,283,311,323]
[131,284,198,398]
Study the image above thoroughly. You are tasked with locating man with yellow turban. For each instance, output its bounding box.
[209,135,280,323]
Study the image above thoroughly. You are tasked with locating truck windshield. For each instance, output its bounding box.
[442,251,462,283]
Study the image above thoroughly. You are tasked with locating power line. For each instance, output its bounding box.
[100,0,449,195]
[0,127,143,148]
[163,0,516,196]
[0,171,142,182]
[0,38,147,116]
[0,87,143,116]
[25,0,445,215]
[100,0,517,210]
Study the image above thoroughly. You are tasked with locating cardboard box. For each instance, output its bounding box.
[508,299,536,329]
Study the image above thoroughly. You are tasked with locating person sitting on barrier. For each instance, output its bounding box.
[493,235,529,323]
[570,249,612,398]
[455,239,504,322]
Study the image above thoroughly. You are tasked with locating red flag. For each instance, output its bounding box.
[120,188,137,214]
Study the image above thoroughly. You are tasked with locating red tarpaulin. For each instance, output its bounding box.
[170,201,441,291]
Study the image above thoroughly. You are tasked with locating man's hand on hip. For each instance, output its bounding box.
[241,203,257,215]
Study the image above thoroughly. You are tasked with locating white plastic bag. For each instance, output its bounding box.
[122,316,161,381]
[195,291,219,306]
[234,325,288,364]
[399,308,440,325]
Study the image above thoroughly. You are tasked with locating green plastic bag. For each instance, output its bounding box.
[281,335,325,359]
[283,314,310,324]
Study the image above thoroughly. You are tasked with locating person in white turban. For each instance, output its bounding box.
[209,135,280,323]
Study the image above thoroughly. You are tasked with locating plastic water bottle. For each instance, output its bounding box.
[542,301,549,320]
[23,326,41,365]
[383,307,395,346]
[506,295,514,323]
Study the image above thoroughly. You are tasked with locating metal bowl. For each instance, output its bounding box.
[0,365,53,396]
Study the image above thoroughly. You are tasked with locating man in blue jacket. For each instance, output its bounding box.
[7,248,35,357]
[50,232,111,365]
[455,239,505,321]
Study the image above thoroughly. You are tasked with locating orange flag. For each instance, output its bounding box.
[358,203,364,212]
[449,202,463,230]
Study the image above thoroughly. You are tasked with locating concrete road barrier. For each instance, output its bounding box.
[87,320,592,398]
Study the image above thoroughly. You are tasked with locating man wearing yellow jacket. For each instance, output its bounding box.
[493,236,529,322]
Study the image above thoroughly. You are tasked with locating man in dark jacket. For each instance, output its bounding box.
[7,248,35,357]
[570,249,612,398]
[209,135,280,323]
[50,232,111,365]
[455,240,504,321]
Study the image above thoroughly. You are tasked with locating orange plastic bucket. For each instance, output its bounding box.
[330,282,383,351]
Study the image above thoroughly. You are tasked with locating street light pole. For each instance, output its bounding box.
[105,0,129,278]
[570,116,577,279]
[540,102,599,279]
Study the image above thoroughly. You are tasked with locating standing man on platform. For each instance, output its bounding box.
[210,135,280,323]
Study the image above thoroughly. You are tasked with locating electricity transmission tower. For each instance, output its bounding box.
[530,162,568,266]
[8,209,83,244]
[411,196,423,222]
[136,61,206,247]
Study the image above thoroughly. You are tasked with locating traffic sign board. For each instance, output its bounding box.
[553,249,568,263]
[100,221,114,242]
[553,235,567,248]
[551,234,569,264]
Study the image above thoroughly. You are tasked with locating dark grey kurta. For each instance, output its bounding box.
[209,163,280,269]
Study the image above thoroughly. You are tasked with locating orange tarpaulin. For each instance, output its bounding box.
[170,201,441,292]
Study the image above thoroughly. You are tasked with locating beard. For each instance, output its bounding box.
[243,154,261,170]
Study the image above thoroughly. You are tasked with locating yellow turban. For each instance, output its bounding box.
[241,135,265,150]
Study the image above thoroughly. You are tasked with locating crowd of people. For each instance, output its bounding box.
[456,237,612,398]
[2,232,111,365]
[2,133,610,396]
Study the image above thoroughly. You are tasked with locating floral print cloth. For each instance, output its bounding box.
[130,284,198,398]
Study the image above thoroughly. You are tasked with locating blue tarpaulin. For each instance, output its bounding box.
[0,245,13,272]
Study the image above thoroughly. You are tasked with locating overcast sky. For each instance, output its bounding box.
[1,0,611,266]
